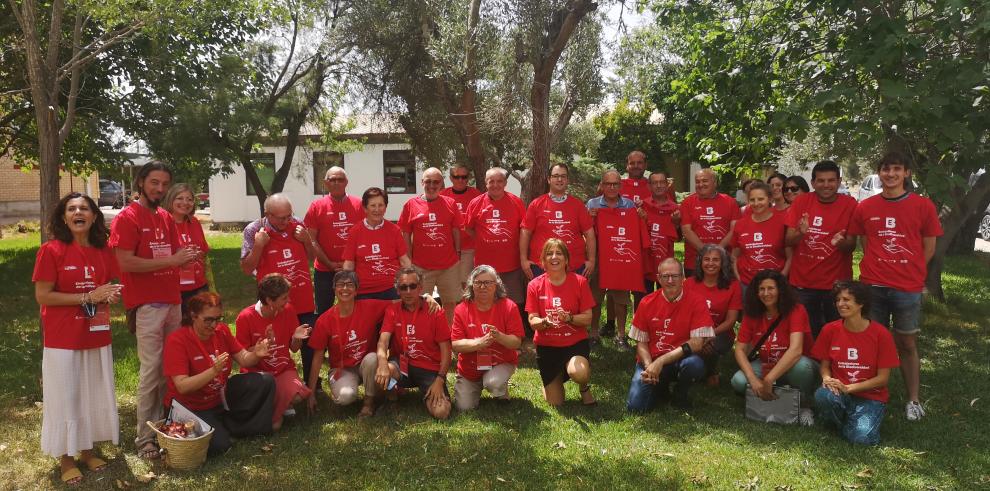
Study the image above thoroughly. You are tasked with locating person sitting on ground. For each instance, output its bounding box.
[684,244,742,386]
[451,265,525,411]
[234,273,312,430]
[812,281,900,445]
[163,292,276,457]
[731,269,817,425]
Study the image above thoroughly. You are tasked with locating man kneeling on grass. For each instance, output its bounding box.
[375,268,452,420]
[626,258,713,412]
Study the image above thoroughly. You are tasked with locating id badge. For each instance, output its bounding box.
[179,264,196,285]
[477,349,493,371]
[150,242,171,259]
[88,304,111,332]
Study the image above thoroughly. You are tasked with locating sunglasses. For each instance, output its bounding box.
[784,186,801,193]
[397,283,420,292]
[451,175,469,180]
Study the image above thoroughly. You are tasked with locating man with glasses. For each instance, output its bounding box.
[520,163,596,280]
[586,170,641,350]
[464,168,528,307]
[304,166,364,315]
[240,193,321,390]
[440,164,482,288]
[680,168,741,276]
[399,167,463,325]
[626,258,714,412]
[376,268,452,420]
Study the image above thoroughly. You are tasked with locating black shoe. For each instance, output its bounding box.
[600,319,616,338]
[588,337,601,350]
[614,337,632,352]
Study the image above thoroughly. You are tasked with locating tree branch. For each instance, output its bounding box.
[56,20,146,84]
[59,12,84,145]
[268,11,300,107]
[45,0,66,77]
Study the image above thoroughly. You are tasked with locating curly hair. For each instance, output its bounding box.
[743,269,799,319]
[48,192,109,248]
[693,244,735,289]
[461,264,508,302]
[831,280,872,320]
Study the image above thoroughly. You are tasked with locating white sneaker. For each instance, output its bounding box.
[283,408,297,417]
[799,408,815,426]
[905,401,925,421]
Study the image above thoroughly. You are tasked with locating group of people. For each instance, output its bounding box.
[33,149,941,484]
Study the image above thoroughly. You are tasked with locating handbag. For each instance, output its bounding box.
[745,386,801,425]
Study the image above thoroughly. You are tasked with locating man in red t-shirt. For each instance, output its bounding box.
[375,268,452,420]
[640,171,682,306]
[620,150,652,205]
[520,163,596,279]
[439,164,482,288]
[784,160,857,337]
[626,258,714,412]
[464,168,528,305]
[848,151,943,422]
[109,161,199,458]
[240,194,320,388]
[680,168,741,275]
[399,167,463,325]
[304,166,364,315]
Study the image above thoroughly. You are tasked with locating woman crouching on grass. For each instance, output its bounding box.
[33,192,123,485]
[812,281,899,445]
[235,273,312,430]
[163,292,276,457]
[526,238,597,407]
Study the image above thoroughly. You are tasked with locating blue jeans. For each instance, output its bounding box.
[869,286,923,335]
[626,355,705,412]
[313,269,336,315]
[796,287,839,338]
[814,388,886,445]
[730,356,820,400]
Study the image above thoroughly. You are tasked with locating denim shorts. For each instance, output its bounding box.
[869,285,923,335]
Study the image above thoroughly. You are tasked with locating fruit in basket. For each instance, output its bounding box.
[157,420,198,438]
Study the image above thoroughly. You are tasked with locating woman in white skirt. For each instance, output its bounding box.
[32,193,123,485]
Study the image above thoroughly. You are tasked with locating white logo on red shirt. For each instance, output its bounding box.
[429,213,437,222]
[83,266,95,279]
[847,348,859,360]
[551,297,561,307]
[706,206,714,214]
[555,211,563,219]
[754,232,763,242]
[885,217,896,228]
[652,223,660,232]
[618,227,626,236]
[339,212,347,220]
[492,209,500,218]
[456,203,463,211]
[371,243,381,254]
[813,216,823,227]
[406,324,415,335]
[282,249,292,259]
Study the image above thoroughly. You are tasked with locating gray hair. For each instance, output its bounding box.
[332,270,359,291]
[693,244,735,289]
[461,265,508,302]
[657,257,686,277]
[324,166,346,179]
[485,167,509,181]
[394,267,423,288]
[264,193,292,213]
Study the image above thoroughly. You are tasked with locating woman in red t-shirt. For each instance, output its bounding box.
[525,238,597,407]
[163,183,210,312]
[812,281,899,445]
[342,187,412,300]
[731,182,792,288]
[451,265,525,411]
[234,274,312,430]
[163,292,276,457]
[33,193,123,485]
[685,244,742,386]
[731,270,818,425]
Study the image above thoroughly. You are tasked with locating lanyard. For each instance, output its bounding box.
[190,327,230,409]
[334,306,355,372]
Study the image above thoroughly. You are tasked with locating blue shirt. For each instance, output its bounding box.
[586,195,636,210]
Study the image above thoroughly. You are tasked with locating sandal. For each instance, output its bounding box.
[137,442,160,460]
[80,456,108,472]
[60,466,83,485]
[579,385,598,406]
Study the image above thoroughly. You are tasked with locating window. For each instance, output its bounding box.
[383,150,416,194]
[312,151,344,195]
[246,153,276,196]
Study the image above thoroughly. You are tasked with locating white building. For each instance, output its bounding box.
[209,116,521,224]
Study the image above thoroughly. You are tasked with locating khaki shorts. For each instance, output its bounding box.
[457,249,475,287]
[590,272,631,306]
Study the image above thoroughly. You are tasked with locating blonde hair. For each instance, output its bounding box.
[163,183,196,214]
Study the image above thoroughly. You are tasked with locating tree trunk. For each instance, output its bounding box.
[524,83,551,203]
[241,154,268,216]
[925,170,990,301]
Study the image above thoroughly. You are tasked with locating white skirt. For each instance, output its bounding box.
[40,346,119,458]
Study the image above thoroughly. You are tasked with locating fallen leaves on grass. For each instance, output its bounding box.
[552,441,566,450]
[261,443,274,452]
[135,471,157,484]
[774,486,794,491]
[840,485,861,490]
[496,477,507,483]
[736,475,759,490]
[115,479,132,489]
[855,468,874,479]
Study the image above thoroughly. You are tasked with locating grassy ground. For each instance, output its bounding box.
[1,232,988,490]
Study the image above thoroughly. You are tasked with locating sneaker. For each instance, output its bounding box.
[799,408,814,426]
[906,401,925,421]
[613,337,632,352]
[588,337,601,350]
[283,408,297,417]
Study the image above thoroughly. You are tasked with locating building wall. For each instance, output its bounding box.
[0,154,99,218]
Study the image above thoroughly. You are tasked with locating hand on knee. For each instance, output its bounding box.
[429,399,451,420]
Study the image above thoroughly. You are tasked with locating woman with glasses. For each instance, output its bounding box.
[163,183,209,312]
[783,176,810,206]
[33,193,123,485]
[526,238,597,407]
[731,182,792,291]
[451,265,525,411]
[235,273,312,430]
[163,292,277,457]
[343,187,412,300]
[684,244,742,386]
[767,173,790,211]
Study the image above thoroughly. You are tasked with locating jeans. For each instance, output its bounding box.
[814,388,886,445]
[796,287,839,338]
[869,286,923,335]
[313,269,337,316]
[730,356,819,400]
[626,355,705,412]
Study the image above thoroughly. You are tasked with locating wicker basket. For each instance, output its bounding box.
[147,420,214,470]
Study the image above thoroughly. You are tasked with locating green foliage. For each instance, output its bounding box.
[593,99,666,171]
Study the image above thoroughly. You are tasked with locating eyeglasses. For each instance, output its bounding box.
[784,186,801,193]
[603,182,621,188]
[397,283,420,292]
[451,175,469,180]
[659,274,682,282]
[473,280,496,288]
[201,316,223,325]
[335,282,356,289]
[550,174,568,180]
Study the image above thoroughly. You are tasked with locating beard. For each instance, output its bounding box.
[140,188,161,208]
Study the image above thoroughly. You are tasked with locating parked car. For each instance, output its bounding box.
[196,192,210,210]
[98,179,125,208]
[856,174,882,201]
[979,204,990,241]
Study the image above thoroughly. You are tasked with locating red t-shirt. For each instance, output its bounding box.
[309,299,391,369]
[524,273,595,347]
[450,299,525,381]
[342,221,408,295]
[522,194,594,269]
[32,240,119,350]
[234,302,299,375]
[849,193,943,292]
[730,210,788,284]
[620,178,651,204]
[253,220,315,314]
[811,320,900,403]
[684,277,742,337]
[173,216,209,291]
[398,195,463,270]
[465,192,526,273]
[440,186,482,251]
[163,324,244,410]
[109,202,181,308]
[679,193,741,271]
[381,302,451,372]
[642,198,679,279]
[595,208,649,292]
[784,193,857,290]
[630,289,713,360]
[303,194,365,271]
[737,304,812,371]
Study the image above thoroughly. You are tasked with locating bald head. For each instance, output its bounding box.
[324,166,347,198]
[263,193,294,231]
[694,168,718,198]
[422,167,444,199]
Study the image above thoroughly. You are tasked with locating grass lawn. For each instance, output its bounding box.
[1,232,988,490]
